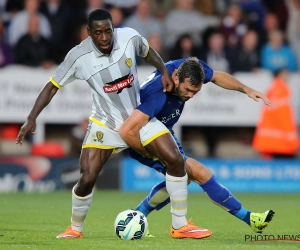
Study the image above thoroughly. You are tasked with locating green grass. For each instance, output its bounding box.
[0,192,300,250]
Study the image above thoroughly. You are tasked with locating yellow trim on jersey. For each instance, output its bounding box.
[141,41,150,58]
[50,77,62,89]
[83,144,115,149]
[89,116,108,127]
[142,129,170,146]
[82,144,119,154]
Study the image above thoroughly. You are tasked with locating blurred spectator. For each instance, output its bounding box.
[260,29,297,73]
[286,0,300,71]
[78,0,104,23]
[238,0,266,31]
[147,33,166,60]
[79,23,89,42]
[104,0,139,8]
[0,18,13,67]
[252,68,298,159]
[8,0,51,46]
[258,12,280,49]
[70,22,89,48]
[104,0,139,18]
[169,33,201,60]
[69,118,89,156]
[164,0,219,49]
[194,0,215,15]
[229,29,260,73]
[14,14,54,68]
[124,0,162,40]
[263,0,288,31]
[151,0,168,21]
[39,0,74,64]
[219,4,248,48]
[200,31,230,72]
[108,6,124,28]
[3,0,23,28]
[0,0,6,13]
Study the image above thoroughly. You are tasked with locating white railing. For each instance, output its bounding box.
[1,65,299,142]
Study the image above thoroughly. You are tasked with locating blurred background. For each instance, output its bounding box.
[0,0,299,193]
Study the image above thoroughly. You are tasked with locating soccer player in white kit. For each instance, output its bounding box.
[16,9,209,239]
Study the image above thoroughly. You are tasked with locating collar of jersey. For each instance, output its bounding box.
[90,37,120,57]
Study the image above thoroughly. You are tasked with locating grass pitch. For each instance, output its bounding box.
[0,191,299,250]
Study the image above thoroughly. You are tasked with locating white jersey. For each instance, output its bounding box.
[50,27,149,131]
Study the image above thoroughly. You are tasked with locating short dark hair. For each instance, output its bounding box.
[87,9,112,28]
[177,57,204,86]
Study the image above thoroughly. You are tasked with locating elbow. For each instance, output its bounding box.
[119,127,127,140]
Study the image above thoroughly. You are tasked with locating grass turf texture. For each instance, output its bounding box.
[0,192,299,250]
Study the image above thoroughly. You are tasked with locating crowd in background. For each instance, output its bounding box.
[0,0,300,74]
[0,0,300,158]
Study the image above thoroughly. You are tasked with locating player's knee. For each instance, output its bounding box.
[164,151,184,170]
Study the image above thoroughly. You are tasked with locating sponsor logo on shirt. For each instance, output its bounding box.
[103,74,134,94]
[161,109,181,124]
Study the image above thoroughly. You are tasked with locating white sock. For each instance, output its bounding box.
[71,185,94,232]
[165,173,188,229]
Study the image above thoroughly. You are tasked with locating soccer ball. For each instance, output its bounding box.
[114,209,148,240]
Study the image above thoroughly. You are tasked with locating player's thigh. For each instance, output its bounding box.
[141,123,183,167]
[185,158,212,184]
[129,148,166,174]
[79,119,128,177]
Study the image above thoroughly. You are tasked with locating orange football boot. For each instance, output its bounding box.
[170,220,212,239]
[56,226,83,238]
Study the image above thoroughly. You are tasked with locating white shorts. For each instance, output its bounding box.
[82,117,170,154]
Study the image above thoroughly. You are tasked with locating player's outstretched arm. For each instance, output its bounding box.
[211,71,271,106]
[119,110,151,157]
[16,82,59,145]
[143,47,174,92]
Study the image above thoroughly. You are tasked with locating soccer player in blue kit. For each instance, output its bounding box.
[119,57,275,238]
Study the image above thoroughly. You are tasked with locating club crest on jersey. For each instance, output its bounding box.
[125,58,132,68]
[94,131,104,143]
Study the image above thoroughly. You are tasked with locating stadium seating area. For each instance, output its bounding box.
[0,0,300,158]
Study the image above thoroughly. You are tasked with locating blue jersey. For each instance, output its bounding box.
[137,58,213,129]
[130,58,214,174]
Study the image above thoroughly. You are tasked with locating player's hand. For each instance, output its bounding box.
[16,119,36,145]
[247,90,271,106]
[161,71,174,92]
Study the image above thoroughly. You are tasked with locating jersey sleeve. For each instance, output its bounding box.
[131,32,150,58]
[50,50,82,88]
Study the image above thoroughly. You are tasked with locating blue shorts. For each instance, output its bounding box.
[128,129,187,175]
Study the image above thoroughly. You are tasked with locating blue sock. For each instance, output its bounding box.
[235,208,251,225]
[200,175,251,225]
[135,181,170,217]
[135,198,155,217]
